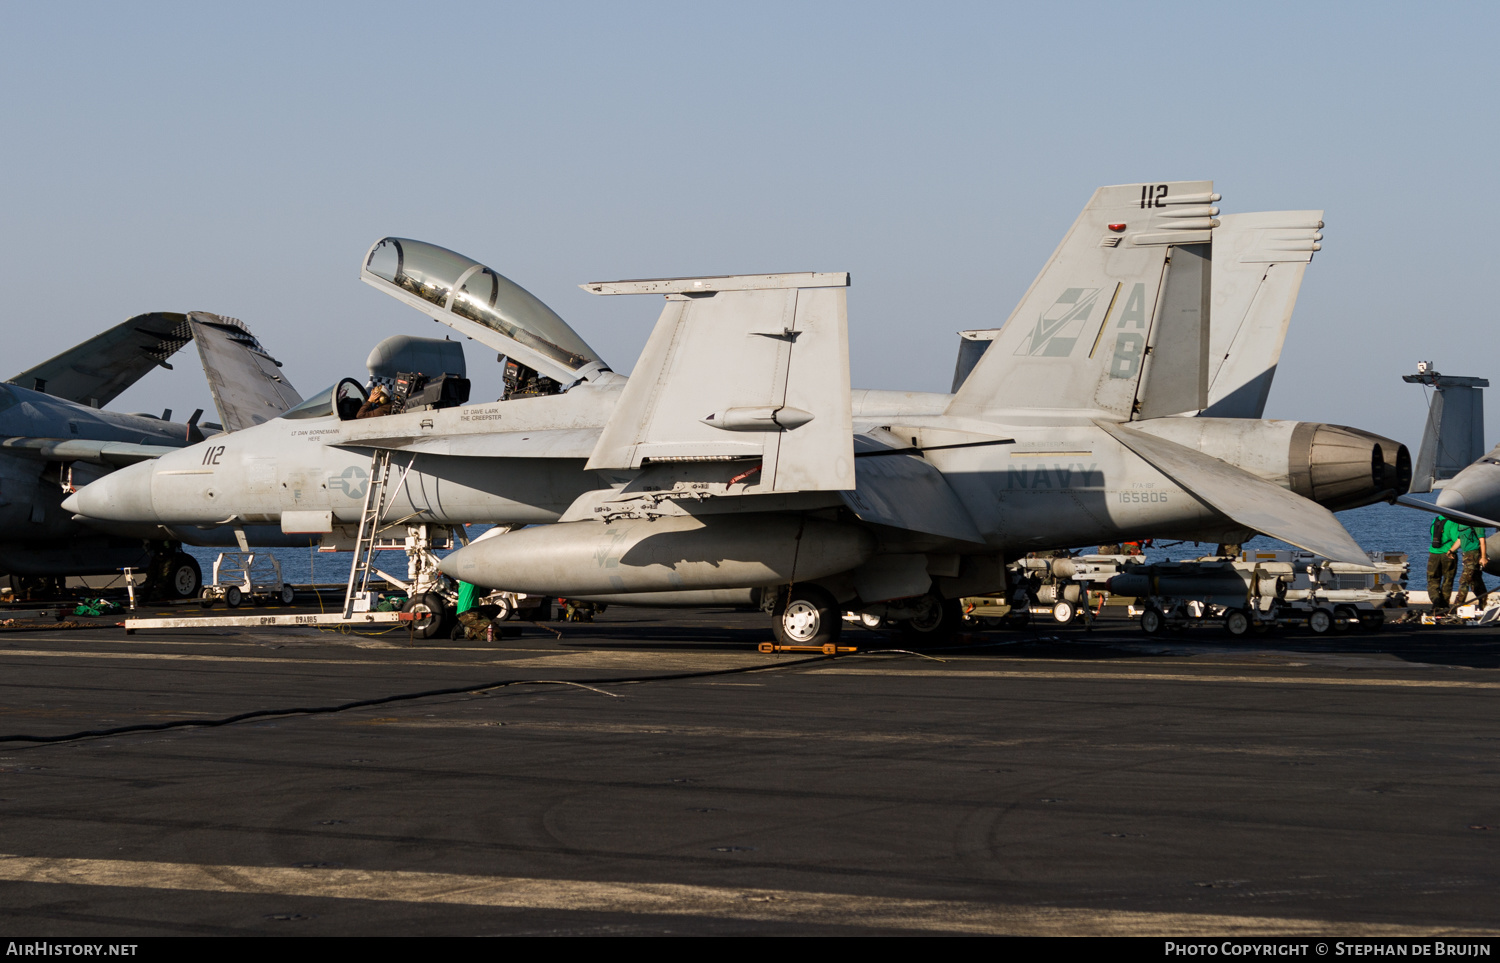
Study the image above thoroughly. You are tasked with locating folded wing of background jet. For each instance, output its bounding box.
[8,312,193,408]
[189,312,304,430]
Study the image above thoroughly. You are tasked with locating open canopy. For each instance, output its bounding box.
[361,237,606,384]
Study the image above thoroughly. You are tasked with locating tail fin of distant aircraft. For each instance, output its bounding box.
[7,313,193,408]
[582,273,855,492]
[188,312,303,431]
[1199,211,1325,418]
[948,181,1219,421]
[1405,367,1489,493]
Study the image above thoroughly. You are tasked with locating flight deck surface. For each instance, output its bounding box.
[0,606,1497,936]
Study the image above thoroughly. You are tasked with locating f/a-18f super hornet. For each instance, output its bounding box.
[66,181,1408,641]
[5,311,299,595]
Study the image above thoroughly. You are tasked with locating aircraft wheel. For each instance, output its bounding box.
[280,585,296,605]
[773,586,841,647]
[898,593,963,645]
[1051,600,1076,624]
[1139,606,1164,635]
[402,593,451,640]
[1308,608,1333,634]
[224,585,243,608]
[168,553,202,599]
[1224,609,1251,637]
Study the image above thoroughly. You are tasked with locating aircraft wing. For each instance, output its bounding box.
[582,273,855,492]
[0,437,182,466]
[1200,211,1325,418]
[7,312,192,407]
[188,312,303,431]
[1096,420,1367,564]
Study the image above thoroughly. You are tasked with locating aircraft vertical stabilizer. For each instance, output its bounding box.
[1200,211,1325,418]
[948,181,1218,421]
[1405,366,1488,493]
[582,273,854,492]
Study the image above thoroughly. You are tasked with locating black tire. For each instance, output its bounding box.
[280,585,296,605]
[1308,608,1333,634]
[168,552,202,599]
[199,589,216,610]
[1140,606,1164,635]
[403,592,451,640]
[1332,605,1356,632]
[224,585,242,608]
[772,585,842,647]
[1224,609,1251,637]
[897,592,963,645]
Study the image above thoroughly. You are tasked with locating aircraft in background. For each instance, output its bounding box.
[66,181,1410,641]
[6,311,300,596]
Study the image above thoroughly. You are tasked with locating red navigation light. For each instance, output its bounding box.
[1108,223,1126,232]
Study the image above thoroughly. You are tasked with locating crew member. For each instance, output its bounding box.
[357,385,393,419]
[1452,521,1490,610]
[1429,514,1461,616]
[454,579,492,640]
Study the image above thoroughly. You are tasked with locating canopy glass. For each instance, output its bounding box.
[363,238,602,378]
[281,379,367,421]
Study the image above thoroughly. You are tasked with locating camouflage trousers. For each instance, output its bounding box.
[456,609,491,640]
[1428,552,1457,613]
[1456,549,1489,609]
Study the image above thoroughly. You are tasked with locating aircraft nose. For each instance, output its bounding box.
[1435,487,1470,513]
[66,460,159,522]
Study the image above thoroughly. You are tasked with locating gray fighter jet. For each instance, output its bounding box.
[1392,363,1500,572]
[3,311,299,595]
[66,181,1408,641]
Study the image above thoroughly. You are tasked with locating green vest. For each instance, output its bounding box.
[456,581,479,615]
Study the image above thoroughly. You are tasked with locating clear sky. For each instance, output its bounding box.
[1,1,1494,446]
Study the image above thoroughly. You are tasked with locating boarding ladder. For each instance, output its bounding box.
[342,449,394,618]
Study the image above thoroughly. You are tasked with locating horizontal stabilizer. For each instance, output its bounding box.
[1096,420,1368,564]
[189,313,303,431]
[1393,493,1500,531]
[0,437,180,466]
[8,312,193,407]
[839,434,985,543]
[585,274,854,491]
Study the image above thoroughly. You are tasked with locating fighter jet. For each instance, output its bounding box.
[1389,363,1500,572]
[65,181,1410,642]
[3,311,299,595]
